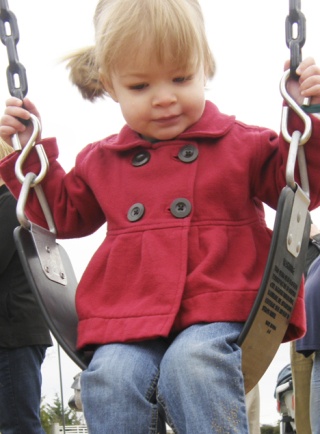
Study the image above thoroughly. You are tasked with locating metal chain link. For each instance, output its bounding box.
[0,0,28,99]
[285,0,306,78]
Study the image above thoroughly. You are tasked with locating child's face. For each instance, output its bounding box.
[103,54,206,141]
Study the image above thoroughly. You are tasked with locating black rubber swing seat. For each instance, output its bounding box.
[238,185,310,392]
[14,224,91,370]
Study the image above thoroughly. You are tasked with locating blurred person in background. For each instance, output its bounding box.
[291,222,320,434]
[0,140,52,434]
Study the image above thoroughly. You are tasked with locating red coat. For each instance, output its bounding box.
[2,101,320,349]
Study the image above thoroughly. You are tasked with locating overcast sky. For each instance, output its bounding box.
[1,0,320,427]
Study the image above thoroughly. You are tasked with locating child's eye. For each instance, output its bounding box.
[129,83,148,90]
[173,75,193,83]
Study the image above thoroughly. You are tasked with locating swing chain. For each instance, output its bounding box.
[0,0,27,99]
[285,0,306,79]
[0,1,55,232]
[0,1,49,183]
[281,0,311,196]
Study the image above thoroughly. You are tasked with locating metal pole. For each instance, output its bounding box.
[58,343,66,434]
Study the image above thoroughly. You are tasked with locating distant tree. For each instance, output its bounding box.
[40,394,83,433]
[40,398,52,434]
[260,424,280,434]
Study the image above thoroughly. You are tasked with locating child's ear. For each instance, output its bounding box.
[99,73,118,102]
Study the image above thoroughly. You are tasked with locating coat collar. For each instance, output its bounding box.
[101,100,235,151]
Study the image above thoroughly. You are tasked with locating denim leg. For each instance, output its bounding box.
[311,350,320,434]
[157,323,248,434]
[81,340,169,434]
[0,346,47,434]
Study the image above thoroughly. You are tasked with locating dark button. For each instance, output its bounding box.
[170,198,192,218]
[127,203,145,222]
[132,150,151,167]
[178,145,198,163]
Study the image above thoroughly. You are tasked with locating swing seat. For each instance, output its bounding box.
[14,224,90,370]
[238,185,310,392]
[14,186,310,393]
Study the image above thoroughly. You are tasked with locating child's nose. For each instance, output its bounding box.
[152,86,177,107]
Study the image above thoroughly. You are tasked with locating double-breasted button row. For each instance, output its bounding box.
[131,145,198,167]
[127,198,192,222]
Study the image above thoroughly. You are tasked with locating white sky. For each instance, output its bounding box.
[1,0,320,427]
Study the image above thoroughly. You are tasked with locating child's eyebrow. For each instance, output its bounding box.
[118,65,191,80]
[119,72,148,79]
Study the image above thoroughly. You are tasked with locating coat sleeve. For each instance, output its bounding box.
[250,110,320,211]
[0,139,106,239]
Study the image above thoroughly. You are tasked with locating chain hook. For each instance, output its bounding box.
[280,69,312,146]
[16,171,57,234]
[281,0,311,197]
[280,71,311,197]
[14,114,49,186]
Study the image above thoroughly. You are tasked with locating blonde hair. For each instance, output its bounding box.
[0,138,14,160]
[65,0,215,101]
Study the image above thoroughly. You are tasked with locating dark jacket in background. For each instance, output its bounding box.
[0,184,52,347]
[296,234,320,357]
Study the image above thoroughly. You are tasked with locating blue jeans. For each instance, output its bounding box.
[81,322,249,433]
[311,350,320,434]
[0,345,47,434]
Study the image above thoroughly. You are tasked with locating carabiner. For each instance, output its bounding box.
[14,113,49,186]
[280,69,312,145]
